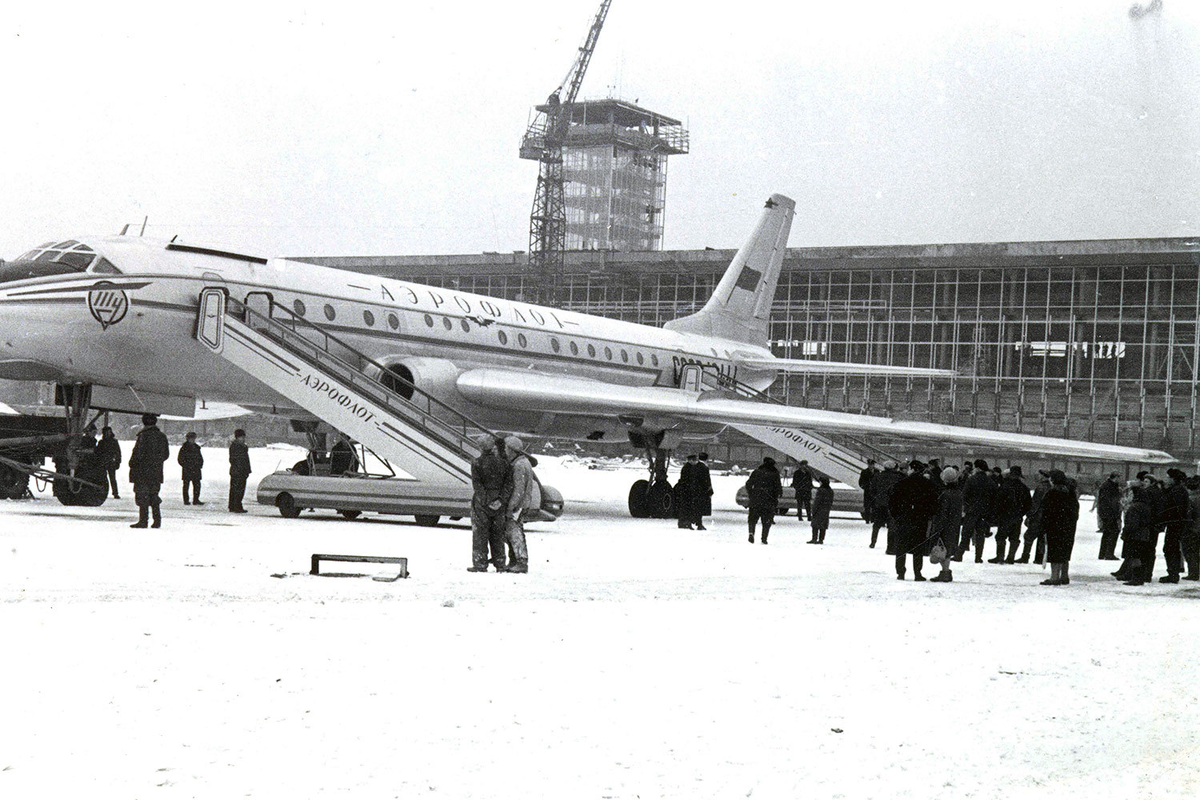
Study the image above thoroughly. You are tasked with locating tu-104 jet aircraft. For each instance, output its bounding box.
[0,194,1174,513]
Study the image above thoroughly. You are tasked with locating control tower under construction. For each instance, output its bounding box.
[521,98,689,252]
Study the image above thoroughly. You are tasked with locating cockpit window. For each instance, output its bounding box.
[1,240,109,283]
[58,252,94,270]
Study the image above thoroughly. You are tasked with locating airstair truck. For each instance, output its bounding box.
[195,288,563,526]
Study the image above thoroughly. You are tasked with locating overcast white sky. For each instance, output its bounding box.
[1,0,1196,259]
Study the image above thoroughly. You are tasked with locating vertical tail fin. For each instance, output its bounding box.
[663,194,794,346]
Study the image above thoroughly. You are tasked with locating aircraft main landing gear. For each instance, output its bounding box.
[628,445,676,519]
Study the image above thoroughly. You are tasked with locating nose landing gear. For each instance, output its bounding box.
[51,383,109,507]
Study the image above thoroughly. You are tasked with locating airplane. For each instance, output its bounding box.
[0,194,1175,513]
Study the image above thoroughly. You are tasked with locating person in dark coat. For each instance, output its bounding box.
[746,457,783,544]
[330,434,360,475]
[1015,471,1051,564]
[961,459,997,562]
[990,466,1031,564]
[1183,475,1200,581]
[1158,468,1190,583]
[869,460,903,548]
[1094,472,1124,560]
[228,428,252,513]
[887,461,940,580]
[468,434,513,572]
[929,467,962,582]
[859,459,877,524]
[177,431,204,505]
[792,460,814,521]
[676,454,702,530]
[808,476,834,544]
[1039,470,1080,585]
[1116,482,1157,585]
[1134,473,1166,582]
[695,453,713,530]
[96,425,123,499]
[127,413,169,528]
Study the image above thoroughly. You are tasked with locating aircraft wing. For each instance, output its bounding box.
[456,369,1175,464]
[733,356,956,378]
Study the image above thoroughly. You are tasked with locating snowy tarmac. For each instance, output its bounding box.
[2,445,1199,799]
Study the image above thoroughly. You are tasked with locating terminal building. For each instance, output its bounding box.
[302,235,1200,469]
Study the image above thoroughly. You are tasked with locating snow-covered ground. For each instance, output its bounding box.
[2,445,1198,799]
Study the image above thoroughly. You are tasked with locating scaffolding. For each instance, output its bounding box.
[522,99,688,253]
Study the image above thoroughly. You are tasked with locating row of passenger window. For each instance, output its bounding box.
[293,297,660,369]
[492,324,657,366]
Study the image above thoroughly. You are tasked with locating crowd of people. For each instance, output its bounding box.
[84,414,255,528]
[79,421,1200,590]
[846,457,1200,585]
[734,451,1200,587]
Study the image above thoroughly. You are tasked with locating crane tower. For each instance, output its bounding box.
[520,2,689,304]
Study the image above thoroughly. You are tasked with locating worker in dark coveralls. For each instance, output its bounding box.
[887,460,939,580]
[808,475,834,544]
[128,413,169,529]
[501,435,538,573]
[1039,470,1080,586]
[177,431,204,505]
[228,428,251,513]
[676,454,703,530]
[746,457,783,544]
[792,460,814,521]
[1094,472,1123,561]
[990,466,1031,564]
[869,460,903,549]
[695,452,713,530]
[468,434,512,572]
[961,459,997,562]
[97,425,122,499]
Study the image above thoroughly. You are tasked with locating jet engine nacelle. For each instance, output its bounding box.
[369,356,464,408]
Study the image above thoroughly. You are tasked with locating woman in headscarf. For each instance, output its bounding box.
[928,467,962,582]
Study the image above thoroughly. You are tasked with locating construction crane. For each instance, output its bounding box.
[519,0,613,305]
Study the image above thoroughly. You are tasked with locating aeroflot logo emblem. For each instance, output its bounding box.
[87,281,129,330]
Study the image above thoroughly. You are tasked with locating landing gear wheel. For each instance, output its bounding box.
[628,479,651,518]
[52,455,108,507]
[0,463,30,500]
[414,514,440,527]
[338,509,361,520]
[276,492,301,518]
[646,481,676,519]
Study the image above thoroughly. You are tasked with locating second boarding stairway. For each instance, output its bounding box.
[194,287,484,486]
[684,365,894,487]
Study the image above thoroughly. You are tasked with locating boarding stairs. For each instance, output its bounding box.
[691,367,893,486]
[195,288,486,486]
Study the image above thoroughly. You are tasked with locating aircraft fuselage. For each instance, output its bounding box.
[0,236,772,441]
